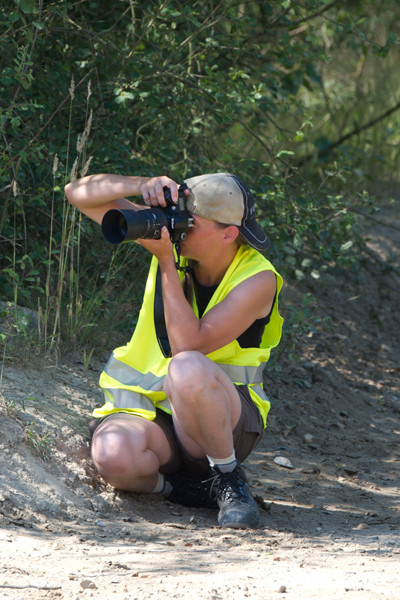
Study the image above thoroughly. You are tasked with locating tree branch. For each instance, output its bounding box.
[353,208,400,232]
[273,1,339,29]
[298,99,400,166]
[236,118,274,158]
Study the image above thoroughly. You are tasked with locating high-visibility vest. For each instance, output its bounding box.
[94,245,283,427]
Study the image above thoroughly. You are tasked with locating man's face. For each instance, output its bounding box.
[179,213,227,260]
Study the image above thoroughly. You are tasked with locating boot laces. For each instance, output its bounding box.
[208,468,249,503]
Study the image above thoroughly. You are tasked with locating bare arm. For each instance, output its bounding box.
[142,229,277,356]
[165,268,276,356]
[64,174,179,224]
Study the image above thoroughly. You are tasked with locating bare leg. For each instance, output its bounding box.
[91,413,173,493]
[164,352,260,528]
[164,351,242,460]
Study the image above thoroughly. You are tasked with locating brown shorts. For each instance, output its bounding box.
[89,384,264,476]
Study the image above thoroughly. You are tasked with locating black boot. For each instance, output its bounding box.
[211,462,260,529]
[164,470,218,509]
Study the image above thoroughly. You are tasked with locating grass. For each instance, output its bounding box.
[0,391,18,417]
[24,420,52,460]
[0,386,52,459]
[0,78,148,363]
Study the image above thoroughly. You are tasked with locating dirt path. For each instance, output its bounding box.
[0,204,399,599]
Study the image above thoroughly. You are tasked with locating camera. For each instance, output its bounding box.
[101,183,193,245]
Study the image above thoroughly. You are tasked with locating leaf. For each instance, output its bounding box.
[276,150,295,158]
[340,241,353,252]
[19,0,35,14]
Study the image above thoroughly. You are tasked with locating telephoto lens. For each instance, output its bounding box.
[102,208,168,244]
[101,183,193,245]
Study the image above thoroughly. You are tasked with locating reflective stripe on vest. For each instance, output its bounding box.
[104,353,165,392]
[103,352,266,395]
[104,382,268,415]
[104,388,157,412]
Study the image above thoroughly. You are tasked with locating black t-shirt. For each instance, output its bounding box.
[192,271,273,349]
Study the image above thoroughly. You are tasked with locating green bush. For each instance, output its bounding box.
[1,1,399,354]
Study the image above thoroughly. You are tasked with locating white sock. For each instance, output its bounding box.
[207,451,237,473]
[152,472,165,494]
[152,472,173,496]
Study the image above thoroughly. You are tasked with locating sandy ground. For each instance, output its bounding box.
[0,205,399,599]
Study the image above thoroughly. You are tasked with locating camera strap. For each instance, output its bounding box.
[174,242,196,307]
[174,242,193,274]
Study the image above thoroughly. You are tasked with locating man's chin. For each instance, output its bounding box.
[179,245,196,260]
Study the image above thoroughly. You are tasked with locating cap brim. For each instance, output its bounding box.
[238,221,271,251]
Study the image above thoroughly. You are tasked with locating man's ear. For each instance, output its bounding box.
[223,225,239,244]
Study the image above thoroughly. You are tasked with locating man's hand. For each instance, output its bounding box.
[140,176,179,207]
[136,226,175,267]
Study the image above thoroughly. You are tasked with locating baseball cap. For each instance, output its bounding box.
[183,172,270,251]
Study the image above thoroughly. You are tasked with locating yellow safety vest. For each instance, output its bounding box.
[94,245,283,427]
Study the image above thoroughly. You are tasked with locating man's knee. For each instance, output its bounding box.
[165,351,211,394]
[91,425,145,480]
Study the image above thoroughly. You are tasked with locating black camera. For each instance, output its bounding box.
[101,183,193,245]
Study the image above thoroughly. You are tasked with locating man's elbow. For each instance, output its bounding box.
[64,182,75,205]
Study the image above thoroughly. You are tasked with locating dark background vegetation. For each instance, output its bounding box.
[1,0,399,356]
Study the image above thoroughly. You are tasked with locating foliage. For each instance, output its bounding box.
[1,0,399,353]
[24,420,52,459]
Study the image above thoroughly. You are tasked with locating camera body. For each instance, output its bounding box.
[101,183,193,245]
